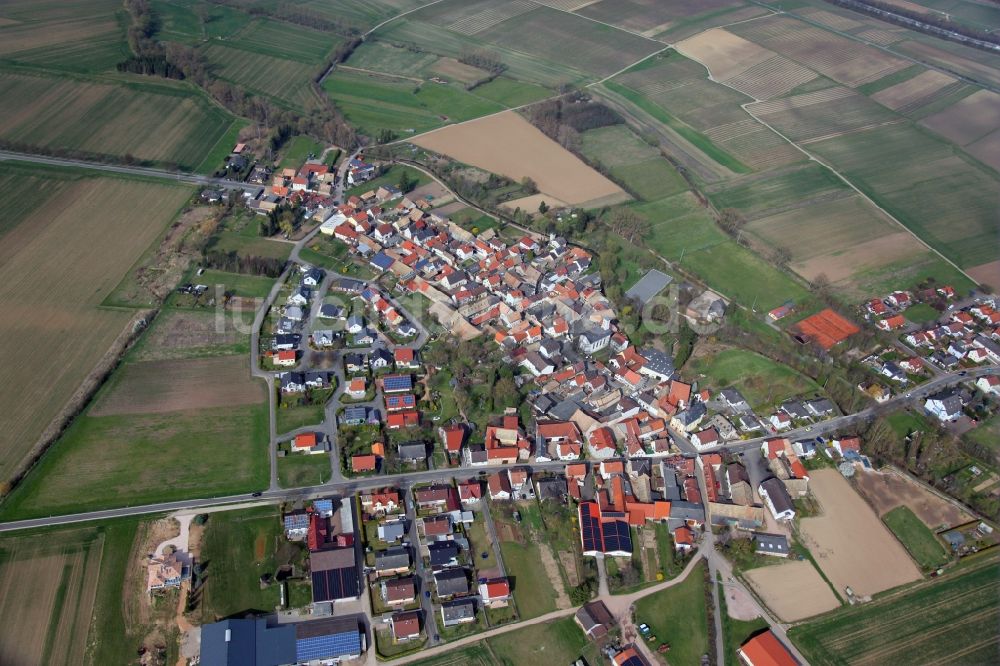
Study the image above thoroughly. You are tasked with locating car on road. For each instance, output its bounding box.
[959,371,967,376]
[251,491,263,497]
[424,590,431,599]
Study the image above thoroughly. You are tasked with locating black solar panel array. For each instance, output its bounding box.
[619,655,646,666]
[312,566,359,603]
[579,503,601,553]
[601,519,633,553]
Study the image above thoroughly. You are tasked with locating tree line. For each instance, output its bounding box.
[826,0,1000,51]
[201,249,286,277]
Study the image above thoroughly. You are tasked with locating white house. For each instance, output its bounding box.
[924,391,963,422]
[976,375,1000,396]
[759,478,795,522]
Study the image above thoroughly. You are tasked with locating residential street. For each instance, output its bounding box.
[2,365,996,534]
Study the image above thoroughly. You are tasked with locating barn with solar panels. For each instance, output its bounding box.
[310,548,360,604]
[579,501,633,557]
[294,616,364,663]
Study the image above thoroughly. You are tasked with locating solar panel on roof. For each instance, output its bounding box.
[296,631,361,661]
[312,566,359,602]
[619,656,646,666]
[383,375,412,391]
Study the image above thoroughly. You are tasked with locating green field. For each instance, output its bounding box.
[470,77,552,107]
[0,0,129,74]
[411,616,601,666]
[708,164,850,218]
[344,164,430,198]
[789,556,1000,665]
[207,231,294,261]
[196,506,312,621]
[324,68,504,136]
[201,42,320,110]
[230,19,339,63]
[580,125,689,201]
[630,193,811,311]
[152,0,253,43]
[0,71,239,172]
[277,453,331,488]
[0,402,269,519]
[809,122,1000,268]
[966,413,1000,457]
[689,348,822,411]
[634,562,710,666]
[883,505,949,570]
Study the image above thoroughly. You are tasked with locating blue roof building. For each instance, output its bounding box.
[383,374,413,393]
[370,252,394,271]
[200,617,363,666]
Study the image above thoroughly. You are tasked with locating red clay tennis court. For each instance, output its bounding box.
[793,308,859,350]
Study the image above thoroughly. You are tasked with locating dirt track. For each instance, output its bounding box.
[800,469,922,597]
[412,111,627,206]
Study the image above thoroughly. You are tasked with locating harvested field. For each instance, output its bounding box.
[897,35,1000,89]
[412,111,628,206]
[966,128,1000,171]
[921,89,1000,146]
[0,165,191,482]
[92,357,261,416]
[730,15,909,87]
[967,259,1000,289]
[744,560,840,622]
[676,29,772,82]
[578,0,759,38]
[0,71,237,170]
[799,469,922,597]
[132,309,250,361]
[853,468,973,529]
[871,69,956,111]
[0,527,104,666]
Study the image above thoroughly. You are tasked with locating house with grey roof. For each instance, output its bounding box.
[433,568,469,598]
[440,598,476,627]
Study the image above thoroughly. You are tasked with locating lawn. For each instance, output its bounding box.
[634,561,710,666]
[789,554,1000,665]
[464,517,498,574]
[195,506,312,622]
[886,410,933,438]
[0,402,270,519]
[498,539,558,619]
[276,400,327,435]
[689,348,822,411]
[580,125,689,202]
[966,413,1000,456]
[197,269,276,299]
[277,453,331,488]
[344,164,430,199]
[904,302,942,324]
[882,505,949,570]
[207,231,293,261]
[278,135,325,171]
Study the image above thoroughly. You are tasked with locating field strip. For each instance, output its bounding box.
[799,119,907,145]
[337,65,423,83]
[447,0,535,36]
[733,87,978,285]
[853,606,998,665]
[821,587,980,648]
[935,634,1000,665]
[749,87,855,114]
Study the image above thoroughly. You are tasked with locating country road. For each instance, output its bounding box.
[0,149,261,191]
[1,365,994,533]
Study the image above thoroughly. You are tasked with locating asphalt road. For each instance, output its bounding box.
[2,364,995,533]
[0,149,261,191]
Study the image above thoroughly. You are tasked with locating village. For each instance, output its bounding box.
[172,147,1000,666]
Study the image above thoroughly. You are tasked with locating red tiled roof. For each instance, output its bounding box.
[739,630,798,666]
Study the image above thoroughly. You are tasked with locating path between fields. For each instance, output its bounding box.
[383,552,704,665]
